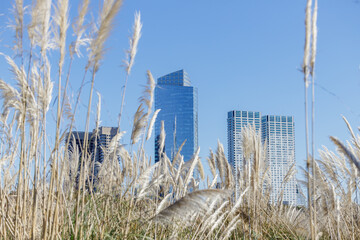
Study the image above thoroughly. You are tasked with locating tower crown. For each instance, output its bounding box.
[157,69,191,86]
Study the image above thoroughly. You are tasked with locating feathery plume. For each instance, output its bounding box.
[131,104,147,144]
[220,217,240,240]
[303,0,312,87]
[95,92,101,128]
[215,141,225,184]
[229,186,249,216]
[136,162,159,194]
[1,54,38,120]
[107,131,125,154]
[209,174,218,189]
[124,11,142,75]
[158,121,166,157]
[28,0,53,54]
[156,192,172,215]
[197,158,205,180]
[71,0,90,57]
[330,136,360,172]
[152,189,230,223]
[40,59,53,113]
[310,0,318,75]
[208,211,227,235]
[207,149,217,177]
[139,70,155,115]
[0,79,21,116]
[146,109,161,141]
[89,0,123,72]
[54,0,69,69]
[172,140,186,166]
[12,0,24,57]
[183,147,200,187]
[202,200,229,233]
[342,116,360,150]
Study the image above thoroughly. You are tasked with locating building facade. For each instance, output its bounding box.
[67,127,119,179]
[261,115,296,205]
[227,111,296,205]
[155,69,198,163]
[227,110,261,196]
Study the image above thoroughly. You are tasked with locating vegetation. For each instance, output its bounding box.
[0,0,359,239]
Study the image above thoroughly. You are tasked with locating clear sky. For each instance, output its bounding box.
[0,0,359,180]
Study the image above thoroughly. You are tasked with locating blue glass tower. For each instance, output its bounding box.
[155,69,198,163]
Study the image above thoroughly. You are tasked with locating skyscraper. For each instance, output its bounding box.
[227,111,296,205]
[155,69,198,163]
[261,115,296,205]
[68,127,118,163]
[95,127,119,165]
[67,126,119,180]
[227,110,261,196]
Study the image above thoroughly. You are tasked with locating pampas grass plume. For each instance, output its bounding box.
[89,0,123,72]
[125,11,142,75]
[54,0,69,69]
[146,109,160,141]
[303,0,312,87]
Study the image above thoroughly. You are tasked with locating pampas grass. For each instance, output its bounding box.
[118,11,142,130]
[1,0,360,239]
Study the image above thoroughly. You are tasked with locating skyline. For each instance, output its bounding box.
[0,0,359,181]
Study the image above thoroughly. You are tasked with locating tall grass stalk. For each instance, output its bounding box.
[303,0,318,238]
[118,11,142,131]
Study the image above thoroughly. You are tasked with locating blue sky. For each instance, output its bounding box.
[0,0,360,180]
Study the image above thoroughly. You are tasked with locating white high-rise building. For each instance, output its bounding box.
[227,110,261,197]
[227,111,296,205]
[261,115,296,205]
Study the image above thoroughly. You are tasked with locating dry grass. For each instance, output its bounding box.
[0,0,359,239]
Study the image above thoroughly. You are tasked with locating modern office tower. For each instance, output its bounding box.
[227,110,261,197]
[155,69,198,163]
[227,111,296,205]
[261,115,296,205]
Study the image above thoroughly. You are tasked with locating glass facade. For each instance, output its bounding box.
[227,110,261,197]
[261,115,296,205]
[227,110,296,205]
[155,70,198,163]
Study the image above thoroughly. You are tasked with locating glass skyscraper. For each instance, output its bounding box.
[154,69,198,163]
[227,110,296,205]
[227,110,261,197]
